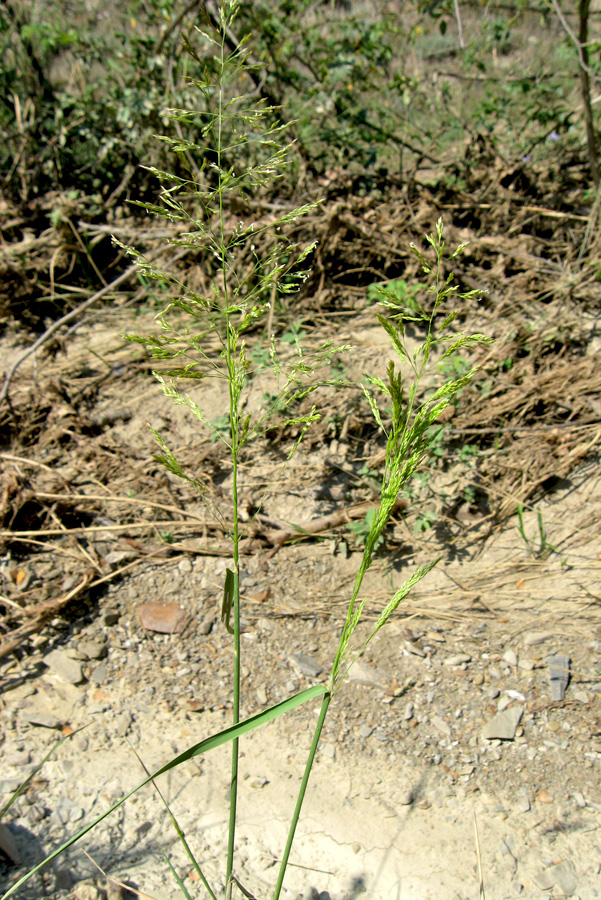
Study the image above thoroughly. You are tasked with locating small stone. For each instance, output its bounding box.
[524,631,554,646]
[403,640,426,658]
[101,611,120,627]
[536,788,553,804]
[503,649,517,667]
[481,707,523,741]
[532,870,554,891]
[289,653,322,678]
[518,658,534,670]
[487,687,500,699]
[550,860,577,895]
[574,690,589,704]
[472,672,484,686]
[71,880,105,900]
[65,648,88,661]
[352,842,361,854]
[77,640,107,660]
[43,650,85,684]
[114,712,132,737]
[138,602,188,634]
[516,795,530,813]
[548,655,570,701]
[178,558,193,575]
[21,712,61,729]
[444,653,471,666]
[403,702,414,721]
[573,791,586,808]
[320,743,335,759]
[432,715,451,737]
[358,724,373,739]
[256,686,267,706]
[90,664,108,685]
[348,659,388,687]
[199,613,215,635]
[105,550,137,567]
[506,690,526,702]
[497,696,511,712]
[0,779,22,793]
[248,776,269,789]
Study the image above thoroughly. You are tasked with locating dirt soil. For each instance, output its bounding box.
[1,160,601,900]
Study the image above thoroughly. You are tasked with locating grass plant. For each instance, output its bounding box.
[0,3,491,898]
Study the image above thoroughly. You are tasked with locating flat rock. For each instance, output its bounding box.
[443,653,471,666]
[21,711,62,729]
[524,631,554,646]
[77,639,107,660]
[137,602,188,634]
[347,659,389,687]
[43,650,85,684]
[432,715,451,737]
[481,706,523,741]
[548,654,570,701]
[550,860,577,896]
[289,653,322,678]
[502,649,517,667]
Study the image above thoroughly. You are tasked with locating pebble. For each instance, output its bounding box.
[403,640,426,658]
[358,724,373,739]
[178,558,193,575]
[481,707,523,741]
[403,702,414,721]
[199,613,215,635]
[0,779,22,793]
[536,788,553,804]
[289,653,322,678]
[21,711,61,729]
[43,650,85,684]
[114,711,132,737]
[551,860,577,895]
[90,664,108,685]
[101,611,120,626]
[502,649,517,667]
[548,654,570,701]
[444,654,471,666]
[137,601,188,634]
[347,659,387,687]
[574,690,589,703]
[77,639,107,660]
[524,631,554,646]
[432,715,451,737]
[472,672,484,686]
[516,794,530,813]
[256,686,267,706]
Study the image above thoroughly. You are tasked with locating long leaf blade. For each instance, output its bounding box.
[0,686,327,900]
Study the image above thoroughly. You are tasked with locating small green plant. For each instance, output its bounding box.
[516,503,556,559]
[0,7,491,900]
[413,508,437,535]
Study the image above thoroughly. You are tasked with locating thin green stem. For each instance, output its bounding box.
[272,691,331,900]
[216,11,241,887]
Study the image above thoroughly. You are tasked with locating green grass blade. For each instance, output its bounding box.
[0,686,326,900]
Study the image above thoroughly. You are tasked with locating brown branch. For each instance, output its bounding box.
[262,497,408,552]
